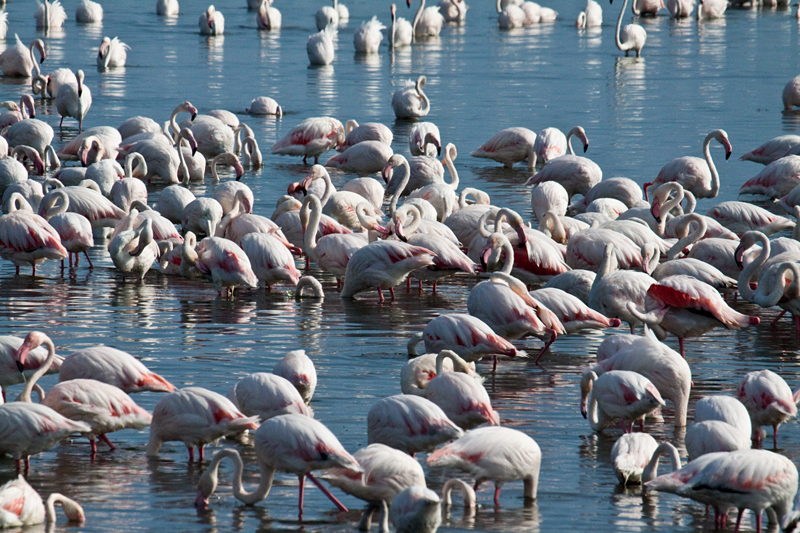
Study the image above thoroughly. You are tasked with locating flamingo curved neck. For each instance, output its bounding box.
[417,79,430,115]
[443,145,459,190]
[642,442,681,483]
[45,493,82,524]
[389,157,411,217]
[209,449,276,505]
[496,0,502,13]
[18,337,57,403]
[435,350,469,375]
[667,214,705,260]
[178,144,190,187]
[412,0,425,38]
[498,234,514,274]
[302,195,322,261]
[703,132,721,198]
[737,234,769,303]
[540,212,566,244]
[407,332,424,356]
[442,478,476,508]
[317,168,334,208]
[44,190,69,219]
[615,0,629,51]
[477,208,499,239]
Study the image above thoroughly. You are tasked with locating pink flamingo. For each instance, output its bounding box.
[740,135,800,165]
[39,190,93,268]
[239,233,300,289]
[408,122,440,156]
[340,240,436,302]
[529,287,621,333]
[271,117,345,164]
[273,350,317,405]
[610,433,659,485]
[226,373,311,421]
[0,193,67,275]
[626,274,759,356]
[367,394,463,455]
[339,119,393,152]
[0,36,46,78]
[324,140,393,177]
[566,227,656,273]
[0,335,62,401]
[195,414,360,518]
[568,177,644,214]
[59,345,175,393]
[147,387,259,462]
[706,201,794,236]
[56,126,121,164]
[645,449,798,533]
[580,370,665,432]
[389,486,442,533]
[0,476,85,527]
[737,370,797,448]
[533,126,590,167]
[470,127,537,169]
[525,152,602,199]
[740,155,800,199]
[694,395,752,436]
[412,313,517,363]
[38,185,125,230]
[427,426,541,506]
[684,421,750,461]
[644,129,731,200]
[190,237,259,296]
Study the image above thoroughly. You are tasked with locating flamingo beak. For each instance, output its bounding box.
[188,104,198,121]
[480,245,492,270]
[194,490,209,510]
[724,139,732,160]
[407,0,412,6]
[299,176,313,195]
[734,246,744,269]
[650,199,662,223]
[234,162,245,179]
[14,340,32,369]
[382,161,394,184]
[516,227,527,249]
[396,220,407,242]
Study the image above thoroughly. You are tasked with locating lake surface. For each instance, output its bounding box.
[1,0,800,531]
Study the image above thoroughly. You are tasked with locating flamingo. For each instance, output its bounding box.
[694,395,752,436]
[531,182,568,222]
[323,443,425,530]
[389,487,441,533]
[497,0,526,28]
[273,350,317,405]
[157,0,179,17]
[645,130,731,200]
[156,185,195,224]
[471,127,537,169]
[325,141,393,177]
[181,197,223,237]
[39,189,94,269]
[0,12,6,40]
[0,475,85,528]
[427,426,540,506]
[256,0,282,29]
[533,126,590,167]
[191,237,259,296]
[226,373,311,421]
[0,335,62,402]
[339,120,393,152]
[199,5,224,35]
[666,214,742,278]
[393,76,431,119]
[59,345,175,394]
[55,70,92,132]
[784,75,800,111]
[685,421,751,461]
[0,193,67,275]
[566,227,656,273]
[439,0,468,23]
[632,0,662,14]
[0,96,35,129]
[76,0,103,22]
[340,240,436,302]
[32,68,78,101]
[544,269,596,303]
[652,258,737,294]
[740,135,800,165]
[697,0,726,17]
[195,415,359,517]
[411,0,445,37]
[147,387,259,462]
[611,0,646,57]
[56,126,122,164]
[422,350,498,429]
[34,1,68,29]
[413,313,517,366]
[307,26,336,66]
[569,177,645,215]
[5,119,54,158]
[272,117,345,164]
[402,346,477,396]
[367,394,463,455]
[240,233,300,288]
[354,17,386,53]
[97,37,129,71]
[530,287,621,333]
[247,96,282,116]
[0,36,46,78]
[737,370,798,448]
[740,155,800,199]
[316,2,339,30]
[581,370,665,433]
[666,0,695,16]
[610,433,659,485]
[706,201,794,236]
[576,0,603,26]
[626,274,760,356]
[390,3,414,47]
[646,449,798,533]
[525,153,602,200]
[109,218,158,280]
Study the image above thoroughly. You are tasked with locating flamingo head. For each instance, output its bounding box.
[180,128,199,155]
[423,132,441,156]
[206,5,216,29]
[79,137,102,167]
[181,101,198,121]
[395,218,407,242]
[13,331,48,369]
[30,151,45,176]
[650,197,662,223]
[391,3,397,17]
[98,37,110,61]
[299,165,325,194]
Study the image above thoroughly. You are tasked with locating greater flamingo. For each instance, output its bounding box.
[192,237,259,296]
[610,433,659,485]
[0,36,46,78]
[59,345,175,393]
[34,1,67,28]
[740,135,800,165]
[0,193,67,275]
[271,117,344,164]
[533,126,590,167]
[389,486,442,533]
[471,127,537,169]
[325,140,393,176]
[307,26,336,66]
[580,370,665,432]
[273,350,317,404]
[199,5,224,35]
[612,0,646,56]
[706,201,794,236]
[413,313,518,363]
[339,120,393,151]
[525,152,602,199]
[684,421,750,461]
[392,76,431,119]
[694,395,752,436]
[0,476,85,527]
[97,37,129,71]
[226,373,310,420]
[740,155,800,199]
[354,17,386,53]
[109,218,158,280]
[737,370,797,448]
[390,4,413,47]
[411,0,445,37]
[75,0,103,22]
[55,70,92,132]
[39,189,94,268]
[240,233,300,288]
[367,394,463,454]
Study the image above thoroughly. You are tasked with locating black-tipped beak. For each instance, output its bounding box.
[583,144,588,153]
[725,150,731,160]
[191,112,198,121]
[15,361,24,372]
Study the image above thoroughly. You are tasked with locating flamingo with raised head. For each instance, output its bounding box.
[390,3,413,47]
[55,70,92,132]
[39,190,94,268]
[611,0,646,56]
[0,193,67,275]
[97,37,129,71]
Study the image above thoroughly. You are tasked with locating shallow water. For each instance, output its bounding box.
[1,0,800,532]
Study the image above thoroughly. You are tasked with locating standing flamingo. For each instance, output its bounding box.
[427,426,541,506]
[410,0,445,37]
[392,76,430,119]
[55,70,92,132]
[611,0,646,56]
[367,394,463,455]
[533,126,590,167]
[271,117,344,164]
[740,155,800,199]
[414,313,517,363]
[390,4,413,47]
[580,370,665,432]
[0,36,46,78]
[737,370,797,448]
[199,5,224,35]
[471,127,537,169]
[0,193,67,275]
[0,476,85,527]
[195,414,359,518]
[225,373,311,420]
[59,345,175,393]
[39,190,94,269]
[525,152,602,199]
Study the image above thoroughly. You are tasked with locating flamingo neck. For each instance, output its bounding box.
[540,212,566,244]
[18,337,57,403]
[442,478,476,507]
[443,145,459,190]
[44,190,69,220]
[737,234,769,303]
[703,132,721,198]
[302,195,322,261]
[317,169,334,208]
[666,215,704,260]
[615,0,628,51]
[499,235,514,274]
[632,0,641,14]
[412,0,425,38]
[170,106,184,142]
[44,145,60,170]
[389,158,411,217]
[178,144,190,186]
[642,442,681,483]
[46,493,83,525]
[211,154,224,182]
[417,80,430,115]
[407,332,423,356]
[391,8,396,47]
[210,449,276,505]
[496,0,502,13]
[523,472,539,501]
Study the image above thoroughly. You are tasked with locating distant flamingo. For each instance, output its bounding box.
[737,370,797,448]
[307,26,336,66]
[271,117,345,164]
[256,0,281,29]
[580,370,665,432]
[199,5,224,35]
[97,37,129,71]
[411,0,445,37]
[471,127,537,169]
[427,426,541,506]
[34,1,67,28]
[645,130,732,199]
[147,387,258,462]
[0,476,85,527]
[354,17,386,53]
[646,449,798,533]
[666,0,695,17]
[784,75,800,111]
[390,3,413,47]
[340,120,393,151]
[496,0,526,28]
[367,394,463,455]
[393,76,431,119]
[632,0,662,14]
[76,0,103,22]
[196,414,358,519]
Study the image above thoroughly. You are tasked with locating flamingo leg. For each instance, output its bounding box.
[23,457,29,475]
[390,287,395,301]
[15,459,20,475]
[432,282,437,293]
[99,434,116,450]
[756,511,762,533]
[678,337,685,357]
[59,116,64,128]
[794,314,800,337]
[31,264,36,276]
[306,472,349,512]
[639,418,645,432]
[770,310,788,327]
[303,155,308,164]
[305,256,310,270]
[15,265,19,275]
[377,287,384,302]
[198,444,205,462]
[773,425,779,449]
[406,278,411,292]
[493,485,501,507]
[187,445,195,462]
[298,474,305,519]
[84,251,93,269]
[492,355,498,372]
[630,323,635,334]
[734,508,743,533]
[533,329,557,364]
[90,438,97,455]
[418,280,422,291]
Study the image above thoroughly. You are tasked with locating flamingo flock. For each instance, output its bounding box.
[0,0,797,533]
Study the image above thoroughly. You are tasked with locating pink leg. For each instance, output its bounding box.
[794,314,800,337]
[75,253,80,266]
[31,264,36,276]
[771,309,788,327]
[84,251,93,269]
[533,329,558,364]
[630,323,635,334]
[418,280,422,291]
[432,282,437,293]
[492,355,498,372]
[756,511,762,533]
[406,278,411,292]
[198,444,205,462]
[90,438,97,455]
[187,445,194,462]
[678,337,685,357]
[734,508,743,533]
[306,472,349,512]
[773,426,779,449]
[377,288,384,303]
[298,474,305,518]
[59,116,64,128]
[99,434,116,450]
[15,459,20,475]
[24,457,29,475]
[305,256,310,270]
[390,287,395,300]
[639,418,645,432]
[493,485,501,507]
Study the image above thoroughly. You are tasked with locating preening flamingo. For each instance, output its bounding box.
[645,129,731,200]
[646,449,798,533]
[273,350,317,404]
[307,26,336,66]
[109,218,158,280]
[354,17,386,53]
[195,414,359,517]
[580,369,665,432]
[611,0,646,57]
[199,5,224,35]
[0,335,62,401]
[740,155,800,199]
[409,122,441,156]
[427,426,541,506]
[610,433,659,485]
[76,0,103,22]
[97,37,129,71]
[0,476,85,528]
[272,116,345,164]
[737,370,797,448]
[392,76,431,119]
[367,394,463,454]
[533,126,590,167]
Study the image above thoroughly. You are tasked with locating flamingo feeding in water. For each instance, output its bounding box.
[0,476,85,528]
